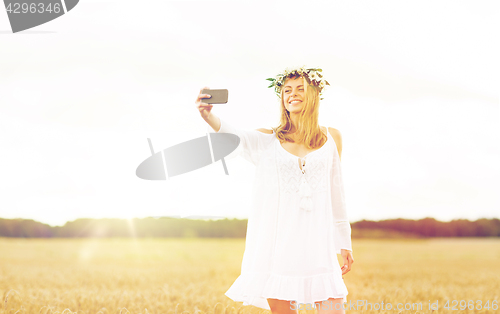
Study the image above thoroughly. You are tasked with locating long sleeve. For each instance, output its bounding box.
[206,117,272,166]
[330,148,352,254]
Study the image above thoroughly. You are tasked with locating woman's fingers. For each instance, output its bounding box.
[195,87,214,120]
[341,252,353,275]
[196,94,210,103]
[196,86,212,103]
[195,86,213,120]
[342,256,349,275]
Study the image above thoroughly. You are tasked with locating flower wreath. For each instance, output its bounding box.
[266,66,330,100]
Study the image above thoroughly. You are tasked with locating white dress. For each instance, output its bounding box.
[208,118,352,311]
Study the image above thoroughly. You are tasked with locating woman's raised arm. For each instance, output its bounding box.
[196,87,274,166]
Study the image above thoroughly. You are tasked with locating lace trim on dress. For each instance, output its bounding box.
[275,132,330,211]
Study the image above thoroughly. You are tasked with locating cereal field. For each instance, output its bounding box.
[0,238,498,314]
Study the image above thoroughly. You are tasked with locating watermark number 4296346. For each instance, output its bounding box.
[3,0,79,33]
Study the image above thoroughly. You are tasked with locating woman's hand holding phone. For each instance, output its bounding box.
[196,86,221,132]
[196,86,213,121]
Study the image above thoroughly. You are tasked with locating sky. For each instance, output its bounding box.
[0,0,498,227]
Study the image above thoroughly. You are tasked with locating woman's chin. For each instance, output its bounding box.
[288,108,303,114]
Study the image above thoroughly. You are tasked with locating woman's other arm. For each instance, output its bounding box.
[328,127,354,275]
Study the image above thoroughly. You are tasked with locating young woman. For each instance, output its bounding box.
[195,67,354,314]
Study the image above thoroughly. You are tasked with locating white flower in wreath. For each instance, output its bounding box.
[309,71,319,82]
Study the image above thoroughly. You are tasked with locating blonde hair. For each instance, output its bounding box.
[271,76,327,149]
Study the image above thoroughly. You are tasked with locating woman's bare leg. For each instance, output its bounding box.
[267,298,299,314]
[315,298,345,314]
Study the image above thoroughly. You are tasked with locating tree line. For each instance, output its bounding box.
[0,217,499,238]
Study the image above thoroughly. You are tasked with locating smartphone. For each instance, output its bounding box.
[201,89,228,104]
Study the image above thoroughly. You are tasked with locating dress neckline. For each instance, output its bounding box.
[277,127,330,159]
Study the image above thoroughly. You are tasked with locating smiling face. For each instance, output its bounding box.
[282,76,306,114]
